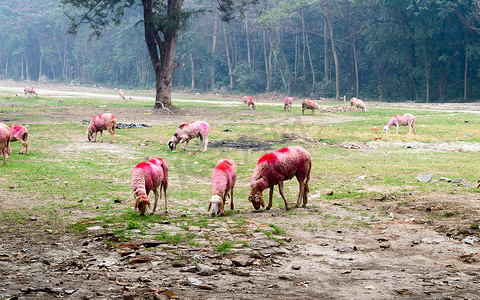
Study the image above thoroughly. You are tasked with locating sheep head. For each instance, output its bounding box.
[248,190,265,210]
[383,125,390,133]
[134,194,150,215]
[208,195,223,217]
[168,133,179,150]
[86,126,95,141]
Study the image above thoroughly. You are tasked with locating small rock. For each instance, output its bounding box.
[231,255,254,267]
[196,263,215,276]
[180,266,198,273]
[291,265,301,270]
[379,243,390,249]
[462,236,479,245]
[188,226,201,232]
[186,277,203,286]
[395,289,412,295]
[417,174,432,182]
[335,246,357,253]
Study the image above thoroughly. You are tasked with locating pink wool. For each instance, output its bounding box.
[350,97,367,112]
[131,158,169,215]
[119,89,125,99]
[284,97,293,111]
[0,123,12,165]
[209,158,237,217]
[24,87,37,95]
[8,125,28,154]
[168,121,210,152]
[384,113,416,134]
[302,99,319,115]
[242,96,256,110]
[86,113,117,143]
[249,146,312,210]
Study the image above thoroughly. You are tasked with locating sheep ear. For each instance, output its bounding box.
[207,202,211,211]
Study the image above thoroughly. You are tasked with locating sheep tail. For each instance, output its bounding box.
[159,159,168,190]
[112,118,117,134]
[304,163,311,195]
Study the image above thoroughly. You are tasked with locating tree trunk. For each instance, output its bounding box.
[324,12,340,100]
[21,54,24,81]
[263,30,270,92]
[464,30,469,101]
[210,9,218,91]
[223,23,233,90]
[324,17,329,81]
[142,0,181,109]
[306,33,315,93]
[301,9,306,78]
[38,35,44,82]
[424,42,430,103]
[245,13,252,75]
[352,41,359,98]
[190,53,195,90]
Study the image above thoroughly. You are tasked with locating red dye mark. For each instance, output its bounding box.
[258,152,278,164]
[398,114,404,117]
[370,128,380,131]
[136,161,151,169]
[216,160,233,171]
[277,147,290,154]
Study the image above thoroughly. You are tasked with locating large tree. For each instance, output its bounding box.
[61,0,256,110]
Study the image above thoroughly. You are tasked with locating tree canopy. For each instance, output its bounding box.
[1,0,480,102]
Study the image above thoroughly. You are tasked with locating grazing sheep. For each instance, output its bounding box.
[168,121,210,152]
[350,97,367,112]
[24,87,38,95]
[243,96,256,110]
[209,158,237,217]
[86,113,117,143]
[384,113,416,134]
[302,99,319,115]
[8,125,28,154]
[131,158,169,215]
[0,123,12,165]
[283,97,293,111]
[119,89,125,99]
[249,146,312,211]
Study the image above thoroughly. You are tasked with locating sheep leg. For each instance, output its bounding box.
[296,181,305,208]
[151,189,159,214]
[182,140,189,151]
[163,183,168,213]
[197,136,203,152]
[93,131,98,142]
[108,128,115,143]
[266,186,274,210]
[278,181,290,210]
[100,130,104,143]
[2,148,6,165]
[230,186,234,210]
[19,139,28,154]
[202,135,208,152]
[412,123,416,135]
[221,193,228,216]
[395,125,399,134]
[302,108,305,115]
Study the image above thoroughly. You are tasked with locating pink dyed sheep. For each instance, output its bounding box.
[24,87,38,95]
[209,158,237,217]
[119,89,125,99]
[243,96,256,110]
[0,123,12,165]
[168,121,210,152]
[350,97,367,112]
[283,97,293,111]
[384,113,416,134]
[8,125,28,154]
[249,146,311,211]
[131,158,169,215]
[86,113,117,143]
[302,99,319,115]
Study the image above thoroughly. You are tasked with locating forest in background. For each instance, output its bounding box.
[1,0,480,102]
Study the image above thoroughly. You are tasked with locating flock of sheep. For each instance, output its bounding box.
[0,90,417,218]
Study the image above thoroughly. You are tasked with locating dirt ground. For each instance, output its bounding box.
[1,82,480,300]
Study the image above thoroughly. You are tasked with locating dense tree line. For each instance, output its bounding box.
[1,0,480,102]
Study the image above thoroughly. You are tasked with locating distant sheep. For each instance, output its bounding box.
[384,113,416,134]
[119,89,125,99]
[209,158,237,217]
[168,121,210,153]
[249,146,311,210]
[9,125,28,154]
[131,158,169,215]
[350,97,367,112]
[283,97,293,111]
[243,96,256,110]
[0,123,12,165]
[302,99,319,115]
[24,87,38,95]
[86,113,117,143]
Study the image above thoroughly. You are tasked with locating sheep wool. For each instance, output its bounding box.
[86,113,117,143]
[168,121,210,152]
[0,123,12,165]
[350,97,367,112]
[249,146,311,210]
[131,158,169,215]
[8,125,28,154]
[284,97,293,111]
[384,113,416,134]
[209,158,237,217]
[302,99,319,115]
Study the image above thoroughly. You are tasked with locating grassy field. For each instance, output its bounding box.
[1,90,480,247]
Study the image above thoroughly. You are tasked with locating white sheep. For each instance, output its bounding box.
[209,158,237,217]
[350,97,367,112]
[0,123,11,165]
[168,121,210,152]
[384,113,416,134]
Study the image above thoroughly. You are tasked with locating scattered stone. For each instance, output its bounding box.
[335,246,357,253]
[279,274,291,280]
[395,289,412,295]
[462,236,479,245]
[379,243,390,249]
[180,266,198,273]
[291,265,301,270]
[188,226,201,232]
[196,263,215,276]
[377,237,389,242]
[116,123,152,129]
[142,241,167,248]
[231,255,254,267]
[417,174,432,182]
[186,277,203,286]
[87,226,104,231]
[230,268,250,276]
